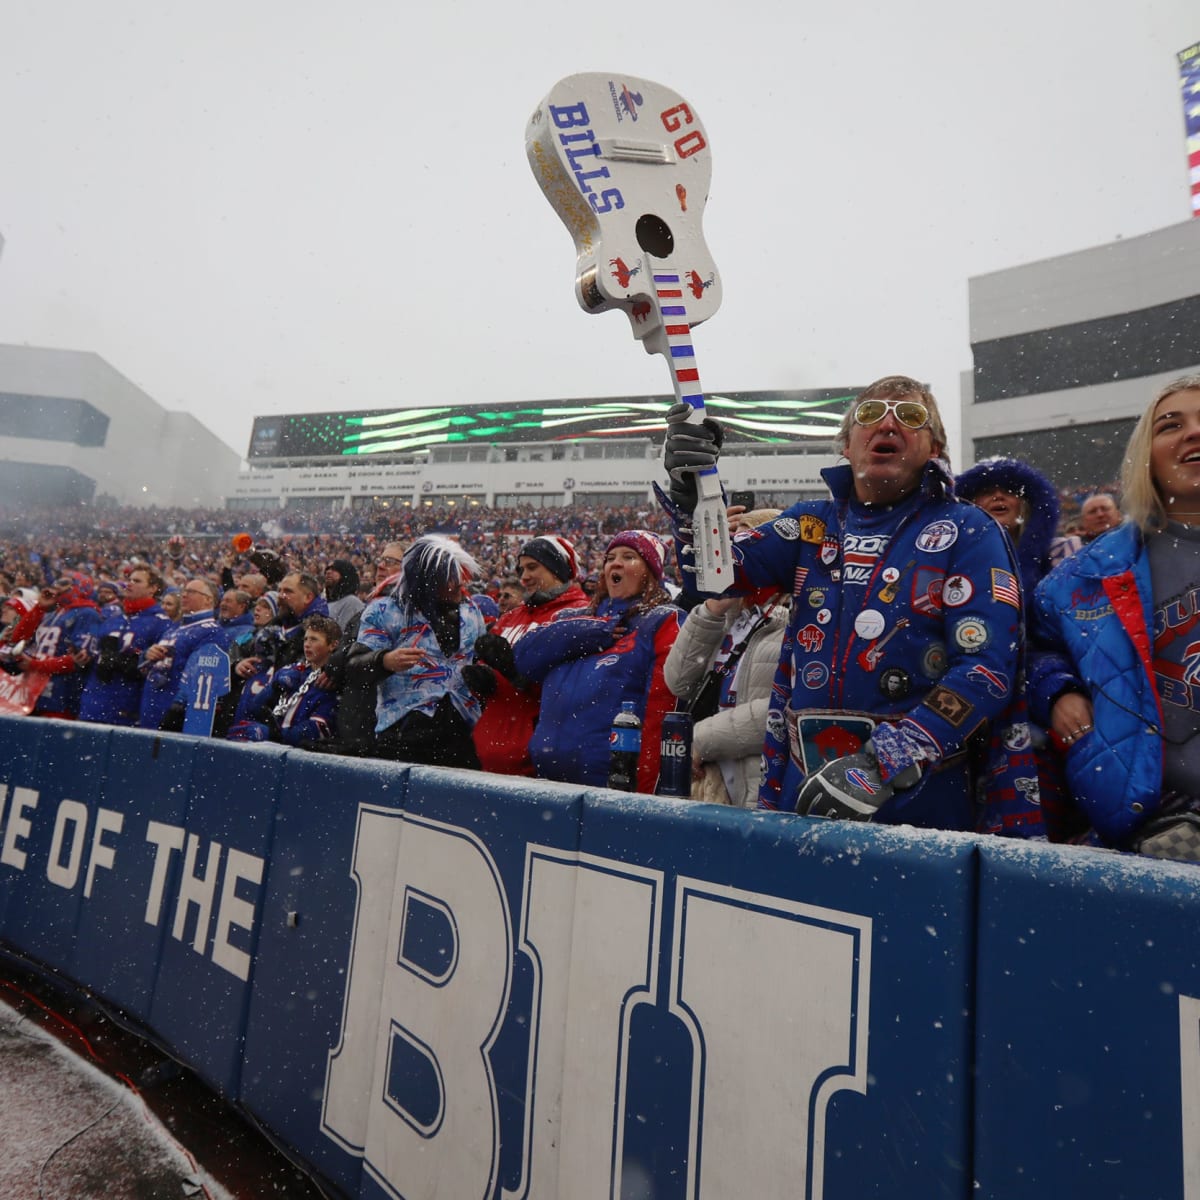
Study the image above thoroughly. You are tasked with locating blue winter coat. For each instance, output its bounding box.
[1030,522,1163,843]
[78,602,174,726]
[673,461,1025,830]
[227,662,337,747]
[514,596,684,792]
[138,610,224,730]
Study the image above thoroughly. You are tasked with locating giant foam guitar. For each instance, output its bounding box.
[526,73,732,593]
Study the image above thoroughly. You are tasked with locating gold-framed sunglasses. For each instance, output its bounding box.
[853,398,930,430]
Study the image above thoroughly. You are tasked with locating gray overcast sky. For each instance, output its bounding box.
[1,2,1195,466]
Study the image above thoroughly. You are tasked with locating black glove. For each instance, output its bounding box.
[474,633,517,680]
[795,750,894,820]
[116,649,142,680]
[663,401,724,512]
[95,634,121,683]
[158,702,186,733]
[248,547,287,585]
[462,663,499,700]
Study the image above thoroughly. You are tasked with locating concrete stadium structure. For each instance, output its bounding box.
[963,218,1200,488]
[0,344,240,507]
[227,392,850,513]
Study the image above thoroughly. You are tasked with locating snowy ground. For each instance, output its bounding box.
[0,973,328,1199]
[0,995,232,1199]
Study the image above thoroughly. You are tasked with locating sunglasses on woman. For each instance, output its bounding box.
[853,398,931,430]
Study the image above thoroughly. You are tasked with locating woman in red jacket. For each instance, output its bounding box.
[467,535,589,775]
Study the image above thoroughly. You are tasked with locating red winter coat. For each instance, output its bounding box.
[472,583,589,775]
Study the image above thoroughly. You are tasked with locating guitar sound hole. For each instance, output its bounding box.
[636,214,674,258]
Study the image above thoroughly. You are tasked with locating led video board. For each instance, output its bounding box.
[248,390,857,460]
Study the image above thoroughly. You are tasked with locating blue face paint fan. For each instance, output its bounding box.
[526,72,732,593]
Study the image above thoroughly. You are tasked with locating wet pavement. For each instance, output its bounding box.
[0,964,331,1199]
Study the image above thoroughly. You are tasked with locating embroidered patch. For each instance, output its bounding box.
[966,663,1010,698]
[793,566,809,594]
[796,623,825,653]
[820,538,839,566]
[799,514,826,543]
[773,517,800,541]
[925,685,974,727]
[912,566,946,616]
[943,574,974,607]
[801,661,829,689]
[952,618,989,652]
[991,568,1021,608]
[915,520,959,552]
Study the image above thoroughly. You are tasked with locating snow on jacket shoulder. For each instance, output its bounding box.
[1032,522,1163,843]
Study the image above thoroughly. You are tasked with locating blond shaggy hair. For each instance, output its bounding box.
[1120,374,1200,533]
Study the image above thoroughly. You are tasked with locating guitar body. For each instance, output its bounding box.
[527,73,732,593]
[526,73,721,344]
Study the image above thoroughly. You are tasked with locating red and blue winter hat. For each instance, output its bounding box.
[605,530,667,583]
[519,535,579,582]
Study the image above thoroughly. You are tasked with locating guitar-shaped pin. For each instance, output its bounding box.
[526,73,731,592]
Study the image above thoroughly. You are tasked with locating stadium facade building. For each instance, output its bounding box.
[963,218,1200,489]
[227,391,857,513]
[0,344,240,508]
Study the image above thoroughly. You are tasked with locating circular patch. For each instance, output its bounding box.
[816,608,832,625]
[820,538,839,565]
[807,588,826,609]
[952,618,989,652]
[920,642,948,679]
[881,566,901,584]
[942,575,974,607]
[801,661,830,690]
[915,520,959,553]
[879,667,911,700]
[854,609,886,640]
[773,517,800,541]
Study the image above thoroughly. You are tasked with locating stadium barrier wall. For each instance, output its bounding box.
[0,714,1196,1199]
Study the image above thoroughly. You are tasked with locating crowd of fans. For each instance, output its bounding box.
[1,369,1196,867]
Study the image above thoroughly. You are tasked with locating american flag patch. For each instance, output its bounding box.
[991,568,1020,608]
[793,566,809,593]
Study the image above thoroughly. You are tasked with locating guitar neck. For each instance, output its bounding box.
[649,269,706,412]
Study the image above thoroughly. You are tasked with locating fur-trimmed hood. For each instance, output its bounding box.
[956,457,1060,594]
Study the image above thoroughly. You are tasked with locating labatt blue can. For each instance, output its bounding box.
[656,711,693,798]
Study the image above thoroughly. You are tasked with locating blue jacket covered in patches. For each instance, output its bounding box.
[669,461,1027,830]
[513,596,683,792]
[356,596,486,734]
[1030,522,1165,844]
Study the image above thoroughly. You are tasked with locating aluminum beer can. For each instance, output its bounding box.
[656,711,693,798]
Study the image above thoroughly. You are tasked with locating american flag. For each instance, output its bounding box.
[793,566,809,594]
[1180,41,1200,217]
[991,568,1020,609]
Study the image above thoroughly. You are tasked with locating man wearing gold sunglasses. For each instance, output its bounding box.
[661,375,1032,834]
